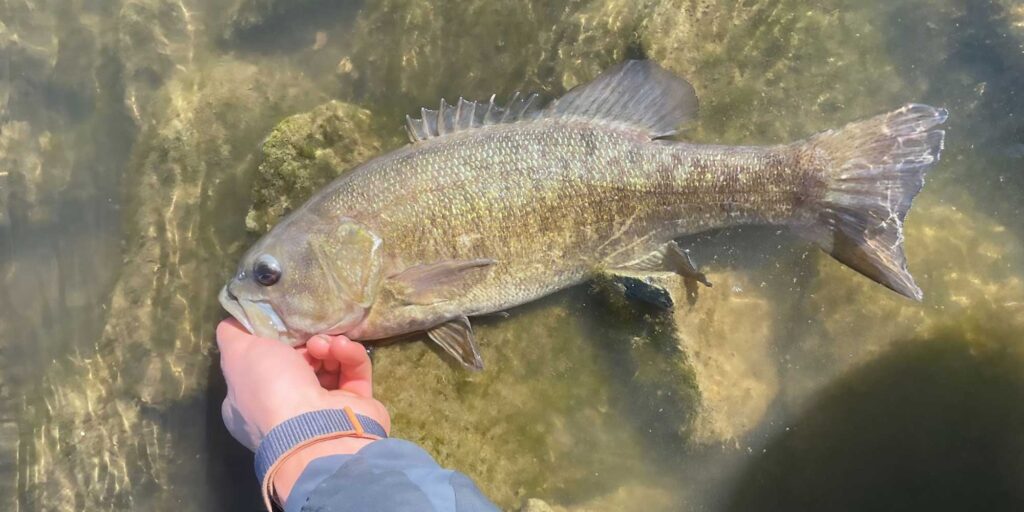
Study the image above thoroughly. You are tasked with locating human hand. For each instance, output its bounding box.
[216,319,391,501]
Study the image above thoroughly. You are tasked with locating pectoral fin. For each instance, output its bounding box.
[427,316,484,371]
[388,258,495,305]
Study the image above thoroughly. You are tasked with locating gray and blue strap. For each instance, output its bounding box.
[255,408,387,510]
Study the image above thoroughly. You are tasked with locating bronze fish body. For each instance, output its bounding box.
[220,60,947,369]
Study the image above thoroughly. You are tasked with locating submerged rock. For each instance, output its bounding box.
[0,122,65,226]
[222,0,303,40]
[0,0,114,227]
[641,0,915,143]
[521,484,679,511]
[588,268,781,447]
[218,0,354,45]
[26,60,322,510]
[1010,1,1024,35]
[245,100,391,234]
[117,0,201,126]
[521,499,559,512]
[669,272,780,445]
[337,0,913,146]
[336,0,636,113]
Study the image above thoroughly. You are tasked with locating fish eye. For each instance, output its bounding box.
[253,255,281,286]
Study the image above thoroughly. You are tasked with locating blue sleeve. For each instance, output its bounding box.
[284,439,499,512]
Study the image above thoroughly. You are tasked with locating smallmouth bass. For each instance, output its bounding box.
[220,60,947,369]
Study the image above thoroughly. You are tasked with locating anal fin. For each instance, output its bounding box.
[427,316,484,371]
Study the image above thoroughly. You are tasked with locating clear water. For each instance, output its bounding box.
[2,0,1023,510]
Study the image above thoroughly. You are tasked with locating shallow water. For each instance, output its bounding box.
[1,0,1023,510]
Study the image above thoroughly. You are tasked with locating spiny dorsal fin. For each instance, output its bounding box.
[404,60,698,143]
[406,94,542,143]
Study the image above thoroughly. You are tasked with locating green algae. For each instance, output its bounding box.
[335,0,639,119]
[220,0,322,42]
[372,293,690,509]
[245,100,395,234]
[642,0,916,143]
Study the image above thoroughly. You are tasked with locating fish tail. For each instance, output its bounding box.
[796,104,948,300]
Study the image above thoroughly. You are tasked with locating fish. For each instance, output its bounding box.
[219,60,947,370]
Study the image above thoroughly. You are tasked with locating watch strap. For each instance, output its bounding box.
[254,407,387,510]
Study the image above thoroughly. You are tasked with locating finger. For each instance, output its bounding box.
[328,337,373,398]
[300,348,323,373]
[317,370,339,390]
[322,356,340,372]
[216,319,255,371]
[306,335,330,360]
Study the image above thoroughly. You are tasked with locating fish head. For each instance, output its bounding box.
[219,215,385,345]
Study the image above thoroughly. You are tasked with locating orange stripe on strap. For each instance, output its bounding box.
[343,406,365,437]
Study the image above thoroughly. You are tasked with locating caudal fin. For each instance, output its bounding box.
[800,104,947,300]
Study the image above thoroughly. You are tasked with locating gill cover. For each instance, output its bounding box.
[309,219,385,326]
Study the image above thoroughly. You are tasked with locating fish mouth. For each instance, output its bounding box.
[218,285,298,345]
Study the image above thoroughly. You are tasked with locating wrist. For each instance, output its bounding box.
[254,407,388,510]
[272,436,377,504]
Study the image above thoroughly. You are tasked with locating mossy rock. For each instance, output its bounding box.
[245,100,392,233]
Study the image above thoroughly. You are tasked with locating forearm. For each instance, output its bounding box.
[279,438,499,512]
[273,437,376,504]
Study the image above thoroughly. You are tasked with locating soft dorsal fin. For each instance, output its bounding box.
[404,60,698,143]
[544,60,697,138]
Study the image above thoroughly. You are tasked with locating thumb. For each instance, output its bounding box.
[216,318,256,371]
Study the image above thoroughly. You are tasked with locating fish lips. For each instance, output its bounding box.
[218,285,301,345]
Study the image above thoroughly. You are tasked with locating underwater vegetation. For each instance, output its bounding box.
[1,0,1022,510]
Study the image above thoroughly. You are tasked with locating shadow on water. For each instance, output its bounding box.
[725,333,1024,512]
[575,285,698,463]
[202,355,264,510]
